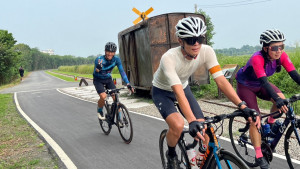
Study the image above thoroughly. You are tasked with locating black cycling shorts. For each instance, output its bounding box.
[93,78,116,94]
[152,85,204,120]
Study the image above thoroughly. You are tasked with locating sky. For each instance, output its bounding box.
[0,0,299,57]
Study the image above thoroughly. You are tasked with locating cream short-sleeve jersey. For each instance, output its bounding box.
[152,45,223,91]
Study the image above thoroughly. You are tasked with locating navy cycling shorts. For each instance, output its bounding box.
[152,85,204,120]
[93,78,116,94]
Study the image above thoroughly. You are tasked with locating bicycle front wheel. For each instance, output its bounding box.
[284,120,300,169]
[116,103,133,144]
[99,104,111,135]
[229,116,258,167]
[209,149,250,169]
[159,129,190,169]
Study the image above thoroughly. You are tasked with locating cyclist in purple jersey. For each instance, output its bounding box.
[236,29,300,169]
[93,42,134,120]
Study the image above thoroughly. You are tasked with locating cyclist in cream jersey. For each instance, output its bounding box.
[152,16,254,169]
[152,44,221,91]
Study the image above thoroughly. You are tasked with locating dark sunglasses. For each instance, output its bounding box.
[183,36,205,45]
[269,44,284,51]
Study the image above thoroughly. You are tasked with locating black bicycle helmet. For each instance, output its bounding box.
[260,29,285,45]
[105,42,117,52]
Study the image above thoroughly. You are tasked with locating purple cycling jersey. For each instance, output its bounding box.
[236,51,295,87]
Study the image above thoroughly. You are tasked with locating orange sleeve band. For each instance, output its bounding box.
[209,65,222,74]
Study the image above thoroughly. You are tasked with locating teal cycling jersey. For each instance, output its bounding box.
[93,55,129,84]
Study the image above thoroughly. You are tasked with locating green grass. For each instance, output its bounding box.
[52,69,94,79]
[51,69,121,79]
[45,71,78,82]
[0,94,58,168]
[58,64,121,79]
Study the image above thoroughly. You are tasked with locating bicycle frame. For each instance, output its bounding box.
[260,104,300,150]
[181,121,231,169]
[105,88,122,125]
[200,124,224,168]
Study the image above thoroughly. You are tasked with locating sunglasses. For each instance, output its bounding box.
[183,36,205,45]
[269,44,284,51]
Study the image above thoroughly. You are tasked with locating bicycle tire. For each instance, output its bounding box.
[284,120,300,169]
[209,149,250,169]
[159,129,190,169]
[116,103,133,144]
[229,116,258,167]
[99,104,111,135]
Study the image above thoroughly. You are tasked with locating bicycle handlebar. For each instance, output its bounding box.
[105,87,126,95]
[185,109,257,150]
[288,94,300,103]
[262,93,300,119]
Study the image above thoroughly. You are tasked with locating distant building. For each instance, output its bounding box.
[41,49,54,55]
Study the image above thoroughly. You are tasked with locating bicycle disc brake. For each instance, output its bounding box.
[261,142,273,162]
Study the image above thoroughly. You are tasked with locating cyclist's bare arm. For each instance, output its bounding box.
[214,75,261,127]
[214,76,246,109]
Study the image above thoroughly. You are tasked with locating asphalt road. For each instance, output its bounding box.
[1,71,299,169]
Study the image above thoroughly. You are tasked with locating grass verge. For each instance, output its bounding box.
[45,71,77,82]
[52,69,121,79]
[0,94,58,168]
[0,72,30,91]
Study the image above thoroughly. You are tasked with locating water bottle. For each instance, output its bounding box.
[186,148,197,169]
[270,120,282,138]
[195,147,205,167]
[262,123,271,137]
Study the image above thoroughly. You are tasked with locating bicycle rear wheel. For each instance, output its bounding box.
[159,129,190,169]
[284,120,300,169]
[229,116,258,167]
[116,103,133,144]
[209,149,250,169]
[99,104,111,135]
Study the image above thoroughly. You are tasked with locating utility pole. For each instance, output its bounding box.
[194,4,198,13]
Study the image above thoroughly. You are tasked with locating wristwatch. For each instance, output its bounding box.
[238,101,247,109]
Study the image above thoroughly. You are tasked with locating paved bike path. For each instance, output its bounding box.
[16,89,166,169]
[16,89,300,169]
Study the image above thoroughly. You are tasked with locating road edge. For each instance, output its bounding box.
[14,92,77,169]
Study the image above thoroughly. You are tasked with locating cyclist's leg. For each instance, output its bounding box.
[237,83,263,158]
[258,83,284,124]
[165,113,185,148]
[152,86,183,157]
[93,78,110,118]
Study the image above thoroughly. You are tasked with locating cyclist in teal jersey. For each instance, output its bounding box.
[93,42,134,120]
[236,29,300,169]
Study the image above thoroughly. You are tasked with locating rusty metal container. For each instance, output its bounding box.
[118,12,209,91]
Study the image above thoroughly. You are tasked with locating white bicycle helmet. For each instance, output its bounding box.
[105,42,117,52]
[260,29,285,44]
[175,16,207,38]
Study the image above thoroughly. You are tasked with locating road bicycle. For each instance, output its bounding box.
[98,87,133,144]
[159,108,252,169]
[228,94,300,169]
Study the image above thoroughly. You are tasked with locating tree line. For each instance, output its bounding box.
[1,28,297,86]
[0,29,99,85]
[215,44,297,56]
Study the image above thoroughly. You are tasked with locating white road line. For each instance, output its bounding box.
[14,92,77,169]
